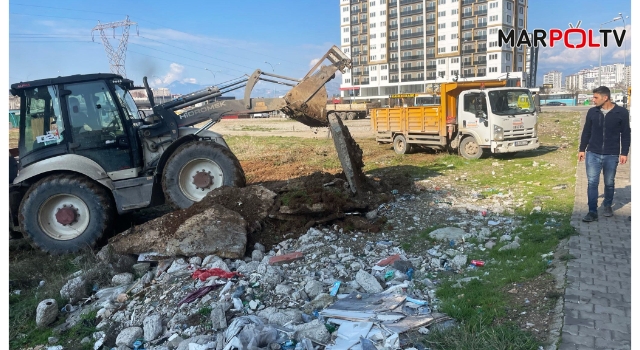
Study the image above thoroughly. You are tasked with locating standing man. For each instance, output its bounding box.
[578,86,631,222]
[533,92,541,113]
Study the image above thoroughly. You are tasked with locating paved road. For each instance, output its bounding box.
[559,115,631,349]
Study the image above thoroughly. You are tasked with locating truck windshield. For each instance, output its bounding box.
[488,90,535,115]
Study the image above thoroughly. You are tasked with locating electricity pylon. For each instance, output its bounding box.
[92,16,138,77]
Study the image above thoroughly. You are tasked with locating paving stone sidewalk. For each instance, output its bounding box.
[559,117,631,349]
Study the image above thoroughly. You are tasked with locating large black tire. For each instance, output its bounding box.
[346,112,356,120]
[459,136,483,159]
[162,141,246,209]
[19,174,114,254]
[9,155,18,184]
[393,134,412,154]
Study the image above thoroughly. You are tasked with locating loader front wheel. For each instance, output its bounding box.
[19,174,113,254]
[162,141,246,209]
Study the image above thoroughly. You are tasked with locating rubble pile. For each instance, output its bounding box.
[28,171,554,350]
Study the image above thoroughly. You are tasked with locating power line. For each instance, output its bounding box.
[128,42,248,74]
[10,12,99,21]
[137,35,256,71]
[10,5,299,65]
[126,49,241,80]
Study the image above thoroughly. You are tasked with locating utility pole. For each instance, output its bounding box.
[92,16,138,77]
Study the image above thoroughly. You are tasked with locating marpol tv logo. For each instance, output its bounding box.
[498,20,626,48]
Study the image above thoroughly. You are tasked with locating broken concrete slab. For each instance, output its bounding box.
[428,227,467,242]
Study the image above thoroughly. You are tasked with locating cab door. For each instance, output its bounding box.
[63,80,135,179]
[459,92,490,141]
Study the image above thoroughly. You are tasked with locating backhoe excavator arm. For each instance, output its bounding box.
[141,46,366,193]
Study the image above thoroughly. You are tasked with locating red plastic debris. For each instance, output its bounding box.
[178,285,222,305]
[192,268,243,281]
[376,254,401,267]
[471,260,485,267]
[269,252,304,265]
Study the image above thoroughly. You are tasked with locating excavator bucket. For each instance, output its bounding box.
[282,46,351,127]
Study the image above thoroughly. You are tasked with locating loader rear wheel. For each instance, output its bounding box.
[19,174,113,254]
[162,141,246,209]
[393,134,412,154]
[460,136,483,159]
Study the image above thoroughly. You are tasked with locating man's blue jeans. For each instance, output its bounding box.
[585,151,619,213]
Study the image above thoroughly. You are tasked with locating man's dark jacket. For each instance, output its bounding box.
[579,104,631,156]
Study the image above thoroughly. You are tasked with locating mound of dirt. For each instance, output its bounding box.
[112,170,403,255]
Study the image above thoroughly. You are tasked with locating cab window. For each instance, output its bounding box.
[65,81,125,148]
[20,86,65,155]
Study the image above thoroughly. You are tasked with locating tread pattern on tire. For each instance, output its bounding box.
[162,141,246,209]
[19,173,114,254]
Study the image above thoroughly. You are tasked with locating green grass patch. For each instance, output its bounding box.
[425,322,541,350]
[234,125,277,132]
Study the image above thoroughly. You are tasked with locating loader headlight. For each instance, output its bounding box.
[494,125,504,141]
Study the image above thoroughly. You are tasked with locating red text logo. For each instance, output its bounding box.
[499,28,626,48]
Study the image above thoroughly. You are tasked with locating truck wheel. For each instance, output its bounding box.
[162,141,246,209]
[393,134,412,154]
[459,136,483,159]
[19,174,113,254]
[346,112,356,120]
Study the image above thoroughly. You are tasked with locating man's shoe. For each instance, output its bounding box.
[603,206,614,217]
[582,212,598,222]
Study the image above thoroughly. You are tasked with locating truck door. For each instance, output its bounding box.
[63,80,135,179]
[460,92,489,141]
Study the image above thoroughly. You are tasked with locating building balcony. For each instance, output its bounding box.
[426,18,436,24]
[352,71,363,76]
[426,41,435,47]
[404,77,427,81]
[473,60,487,65]
[402,66,426,72]
[425,30,435,35]
[401,32,425,39]
[389,57,398,62]
[351,31,360,35]
[477,47,487,53]
[462,0,476,4]
[390,68,399,73]
[474,10,487,16]
[389,12,397,19]
[426,64,437,70]
[426,6,436,12]
[462,12,474,18]
[351,39,359,45]
[461,24,476,30]
[403,54,425,61]
[361,80,370,85]
[389,35,398,40]
[477,72,486,77]
[360,18,368,23]
[390,79,399,83]
[426,53,435,58]
[426,76,437,80]
[400,20,424,28]
[401,44,425,50]
[474,35,487,40]
[361,29,368,34]
[361,39,368,45]
[400,0,423,4]
[477,22,487,28]
[351,20,359,25]
[461,73,476,78]
[400,9,423,16]
[462,49,476,54]
[351,8,361,14]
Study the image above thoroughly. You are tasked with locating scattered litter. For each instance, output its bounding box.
[191,268,243,281]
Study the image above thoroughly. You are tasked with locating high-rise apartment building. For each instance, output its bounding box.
[543,70,562,91]
[339,0,528,99]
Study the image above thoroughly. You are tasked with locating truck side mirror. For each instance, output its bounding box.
[476,110,487,120]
